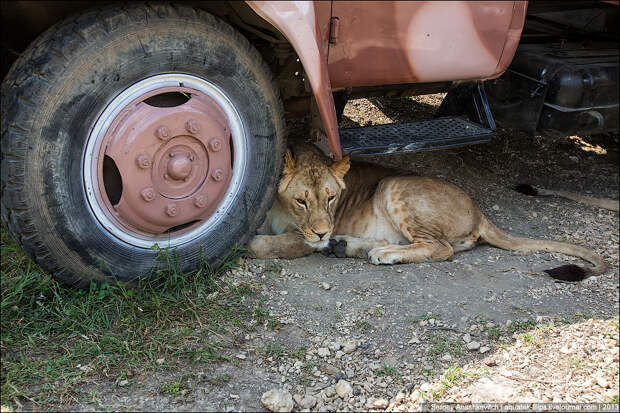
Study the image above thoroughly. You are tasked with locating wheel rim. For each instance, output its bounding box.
[84,74,248,248]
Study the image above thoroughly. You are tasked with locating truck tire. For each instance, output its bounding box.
[0,3,285,288]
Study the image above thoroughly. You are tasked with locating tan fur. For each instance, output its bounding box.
[248,151,606,275]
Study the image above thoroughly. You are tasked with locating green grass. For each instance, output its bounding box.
[1,224,255,409]
[426,333,462,357]
[485,325,503,341]
[355,320,372,332]
[507,318,537,333]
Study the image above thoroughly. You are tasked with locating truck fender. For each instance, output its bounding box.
[246,1,342,159]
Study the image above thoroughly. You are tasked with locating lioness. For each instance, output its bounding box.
[248,149,605,281]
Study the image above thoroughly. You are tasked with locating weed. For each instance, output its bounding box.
[355,320,372,332]
[486,325,503,341]
[426,333,462,356]
[409,313,440,322]
[264,343,284,359]
[521,333,535,345]
[375,365,398,377]
[161,380,185,395]
[507,318,537,333]
[292,346,307,360]
[207,374,231,386]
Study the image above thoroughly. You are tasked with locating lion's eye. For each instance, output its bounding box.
[296,198,307,207]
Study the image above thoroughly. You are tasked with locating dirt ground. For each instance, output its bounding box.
[57,95,618,411]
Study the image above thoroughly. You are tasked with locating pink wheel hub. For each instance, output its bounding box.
[97,87,233,235]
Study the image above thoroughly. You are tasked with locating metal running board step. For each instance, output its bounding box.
[339,116,494,157]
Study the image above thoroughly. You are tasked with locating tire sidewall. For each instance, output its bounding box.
[19,8,282,281]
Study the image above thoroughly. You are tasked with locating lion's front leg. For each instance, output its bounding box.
[247,232,316,259]
[332,235,389,258]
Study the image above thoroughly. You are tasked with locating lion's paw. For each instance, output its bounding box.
[368,247,400,265]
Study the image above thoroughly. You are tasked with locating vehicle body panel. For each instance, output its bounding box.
[247,0,527,159]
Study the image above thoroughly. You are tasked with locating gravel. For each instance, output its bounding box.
[58,96,618,412]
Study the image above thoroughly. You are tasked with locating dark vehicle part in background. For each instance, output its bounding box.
[484,1,619,135]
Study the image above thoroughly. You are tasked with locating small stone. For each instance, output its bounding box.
[280,290,288,295]
[293,394,303,405]
[236,353,247,360]
[467,341,481,351]
[479,346,490,354]
[343,341,357,354]
[328,342,341,351]
[335,350,345,359]
[532,212,538,218]
[336,301,343,308]
[492,204,500,211]
[335,380,353,398]
[463,334,472,343]
[372,398,389,409]
[345,367,355,379]
[560,346,571,354]
[300,395,317,409]
[280,269,286,276]
[324,386,336,397]
[319,363,340,375]
[317,347,330,357]
[536,316,543,323]
[118,379,129,386]
[441,354,452,361]
[156,358,165,365]
[261,389,294,412]
[597,377,610,388]
[321,282,331,290]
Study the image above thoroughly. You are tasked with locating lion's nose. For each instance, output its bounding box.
[313,230,327,240]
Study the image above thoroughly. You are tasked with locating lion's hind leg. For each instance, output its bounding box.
[368,239,453,265]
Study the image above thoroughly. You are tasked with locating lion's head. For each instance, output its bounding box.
[278,150,350,248]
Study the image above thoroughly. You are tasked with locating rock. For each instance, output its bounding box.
[336,301,343,308]
[335,350,345,359]
[293,394,303,405]
[343,341,357,354]
[441,354,452,361]
[479,346,490,354]
[560,346,571,354]
[324,386,336,398]
[328,342,341,351]
[463,334,472,343]
[345,367,355,379]
[118,379,129,386]
[319,362,340,376]
[300,395,317,409]
[467,341,481,351]
[261,389,294,412]
[335,380,353,398]
[492,204,500,211]
[597,377,610,388]
[156,358,165,365]
[236,353,247,360]
[321,282,331,290]
[317,347,330,357]
[280,290,288,295]
[372,398,389,409]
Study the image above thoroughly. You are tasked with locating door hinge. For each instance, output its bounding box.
[329,17,340,44]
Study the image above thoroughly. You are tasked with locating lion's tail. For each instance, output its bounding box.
[478,216,606,281]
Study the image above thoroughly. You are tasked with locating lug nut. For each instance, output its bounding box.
[211,168,224,182]
[194,194,207,208]
[208,138,222,152]
[136,154,152,169]
[165,203,178,217]
[140,187,155,202]
[185,119,200,134]
[156,125,171,140]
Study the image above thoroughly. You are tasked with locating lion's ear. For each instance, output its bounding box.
[279,150,296,193]
[331,156,350,180]
[283,150,296,176]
